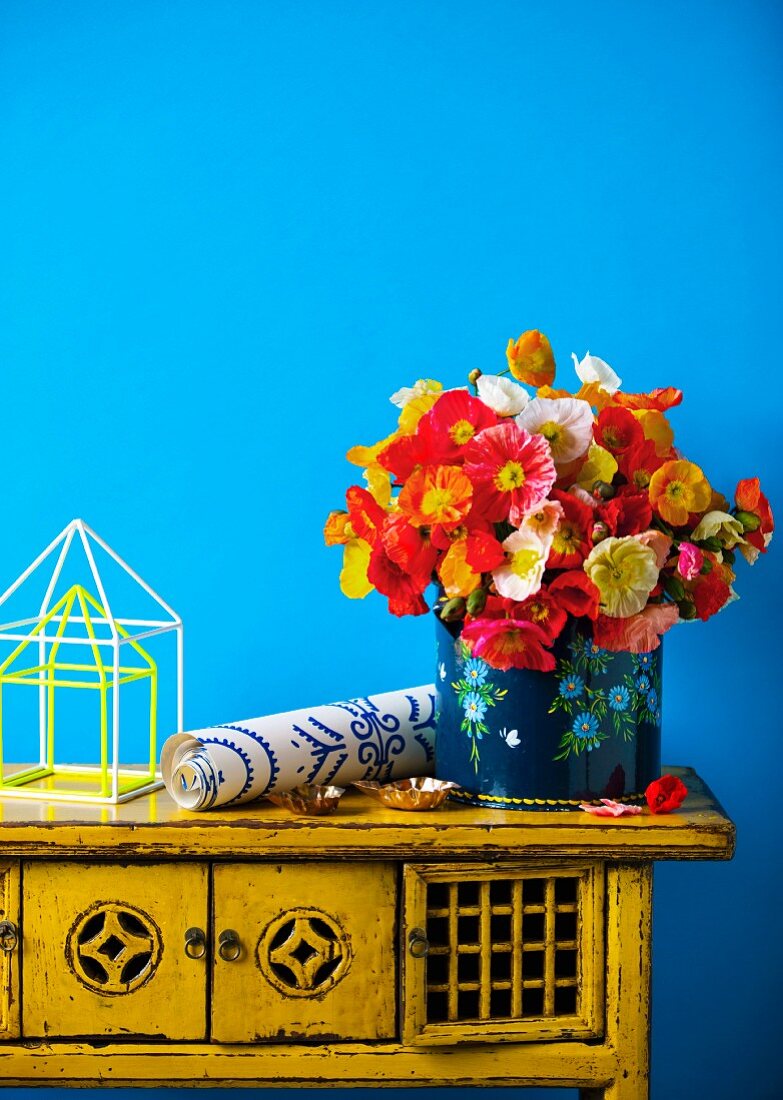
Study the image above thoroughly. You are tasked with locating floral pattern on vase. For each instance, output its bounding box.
[548,638,662,760]
[434,614,661,810]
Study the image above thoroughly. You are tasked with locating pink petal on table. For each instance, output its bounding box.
[579,799,643,817]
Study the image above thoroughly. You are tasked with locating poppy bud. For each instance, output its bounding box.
[467,368,482,386]
[663,575,686,602]
[591,521,610,543]
[699,536,723,552]
[735,509,761,533]
[722,548,736,566]
[592,480,615,501]
[466,588,487,616]
[439,597,466,622]
[677,600,697,621]
[699,558,713,575]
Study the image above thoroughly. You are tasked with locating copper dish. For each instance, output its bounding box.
[266,784,345,816]
[352,777,460,811]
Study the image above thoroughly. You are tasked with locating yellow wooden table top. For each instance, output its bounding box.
[0,765,733,861]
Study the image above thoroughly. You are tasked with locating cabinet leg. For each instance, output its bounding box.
[586,862,652,1100]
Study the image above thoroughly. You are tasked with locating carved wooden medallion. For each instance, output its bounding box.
[257,906,352,998]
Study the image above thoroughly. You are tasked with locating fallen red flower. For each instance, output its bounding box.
[645,774,688,814]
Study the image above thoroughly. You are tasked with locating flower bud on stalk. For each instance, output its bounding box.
[678,600,697,621]
[467,368,482,386]
[663,574,686,602]
[591,521,610,544]
[466,588,488,616]
[592,480,615,501]
[699,536,723,553]
[700,558,714,575]
[439,597,466,622]
[735,509,761,533]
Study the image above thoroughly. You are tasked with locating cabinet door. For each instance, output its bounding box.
[402,861,604,1046]
[22,862,208,1039]
[0,862,20,1040]
[212,862,396,1042]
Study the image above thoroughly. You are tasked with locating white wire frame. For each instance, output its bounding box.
[0,519,184,804]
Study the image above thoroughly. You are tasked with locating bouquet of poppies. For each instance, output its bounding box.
[325,330,773,671]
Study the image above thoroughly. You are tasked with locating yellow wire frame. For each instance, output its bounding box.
[0,584,160,800]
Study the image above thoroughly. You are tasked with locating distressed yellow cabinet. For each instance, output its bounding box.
[402,860,603,1046]
[0,765,733,1097]
[0,862,20,1041]
[211,862,396,1042]
[22,862,208,1040]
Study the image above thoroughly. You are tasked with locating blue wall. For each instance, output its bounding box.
[2,2,781,1097]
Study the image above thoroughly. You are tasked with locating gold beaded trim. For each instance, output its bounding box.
[449,788,647,808]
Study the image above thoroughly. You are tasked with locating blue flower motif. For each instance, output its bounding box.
[572,711,600,739]
[463,691,487,724]
[608,684,630,712]
[636,674,651,694]
[647,688,659,713]
[636,652,654,669]
[559,674,585,700]
[464,658,488,687]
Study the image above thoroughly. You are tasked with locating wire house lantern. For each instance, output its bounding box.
[0,519,183,804]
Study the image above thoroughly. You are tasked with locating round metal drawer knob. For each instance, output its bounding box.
[184,927,207,959]
[0,920,18,953]
[218,928,242,962]
[408,927,429,958]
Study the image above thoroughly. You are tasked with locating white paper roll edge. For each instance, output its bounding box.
[160,684,437,811]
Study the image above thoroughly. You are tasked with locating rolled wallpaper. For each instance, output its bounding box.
[160,685,437,811]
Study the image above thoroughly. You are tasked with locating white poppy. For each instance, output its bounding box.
[515,397,594,466]
[476,374,530,417]
[571,351,622,394]
[492,529,548,602]
[389,378,442,408]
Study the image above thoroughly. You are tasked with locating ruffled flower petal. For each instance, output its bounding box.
[583,536,660,618]
[571,351,622,394]
[579,799,643,817]
[476,374,530,416]
[515,397,594,467]
[492,530,548,602]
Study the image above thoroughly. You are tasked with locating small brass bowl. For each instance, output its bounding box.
[267,784,345,816]
[353,777,460,812]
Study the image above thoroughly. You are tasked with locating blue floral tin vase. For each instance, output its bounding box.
[434,615,661,810]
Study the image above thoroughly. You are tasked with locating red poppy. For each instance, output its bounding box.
[594,406,644,455]
[547,489,593,568]
[645,774,688,814]
[548,570,601,620]
[597,488,653,538]
[690,570,731,621]
[379,513,438,578]
[613,387,683,412]
[461,617,556,671]
[367,543,430,617]
[464,421,557,526]
[619,440,667,491]
[464,529,506,572]
[511,586,568,643]
[735,477,774,554]
[346,486,387,545]
[377,434,427,482]
[417,390,497,464]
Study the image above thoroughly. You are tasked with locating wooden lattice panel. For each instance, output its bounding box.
[402,862,603,1045]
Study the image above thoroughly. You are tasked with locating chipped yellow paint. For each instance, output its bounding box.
[0,767,732,1091]
[22,862,208,1039]
[211,862,397,1043]
[0,862,20,1040]
[402,860,604,1047]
